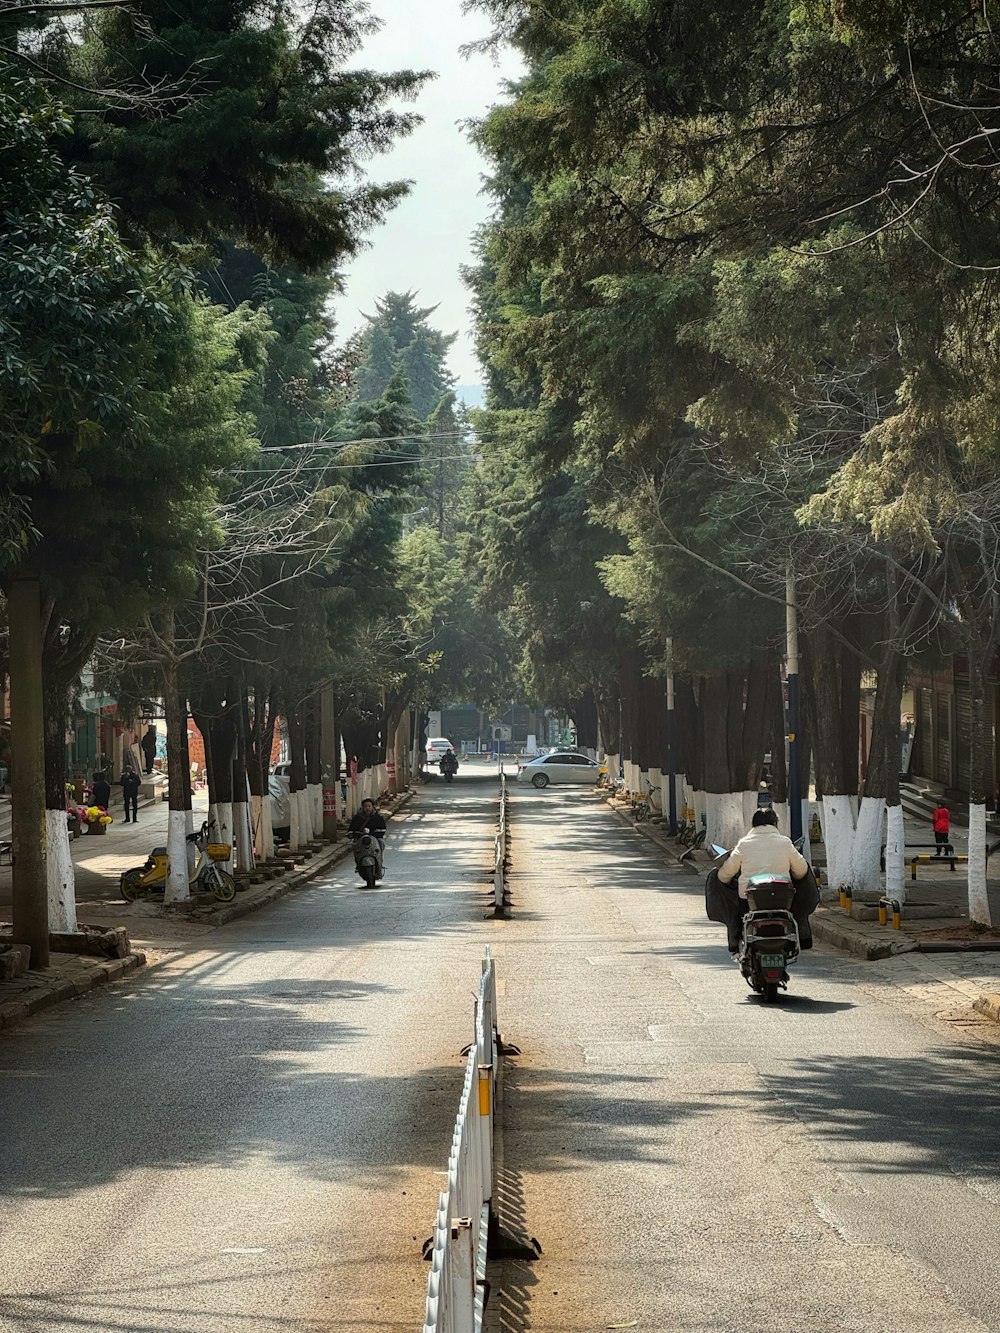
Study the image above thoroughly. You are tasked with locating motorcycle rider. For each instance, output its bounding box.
[439,749,459,779]
[348,797,387,877]
[718,808,808,892]
[716,808,813,954]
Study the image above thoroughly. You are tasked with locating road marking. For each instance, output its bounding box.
[220,1247,266,1254]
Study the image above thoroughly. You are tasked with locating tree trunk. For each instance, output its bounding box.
[305,693,323,837]
[42,661,76,933]
[968,652,992,926]
[233,685,254,873]
[8,576,49,967]
[804,624,861,886]
[853,645,906,898]
[163,652,192,904]
[287,704,307,852]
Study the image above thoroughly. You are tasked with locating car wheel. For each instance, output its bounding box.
[531,773,549,789]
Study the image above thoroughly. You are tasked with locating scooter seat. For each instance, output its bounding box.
[150,846,167,858]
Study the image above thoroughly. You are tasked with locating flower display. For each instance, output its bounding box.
[82,806,112,827]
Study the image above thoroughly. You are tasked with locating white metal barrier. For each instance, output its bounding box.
[493,774,509,915]
[422,948,500,1333]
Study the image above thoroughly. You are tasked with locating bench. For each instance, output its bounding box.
[880,841,954,870]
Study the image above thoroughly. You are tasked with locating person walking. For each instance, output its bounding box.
[932,801,951,856]
[141,725,157,775]
[121,766,141,824]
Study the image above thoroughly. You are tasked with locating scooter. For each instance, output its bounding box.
[120,821,237,903]
[350,827,384,888]
[708,845,801,1003]
[439,753,459,784]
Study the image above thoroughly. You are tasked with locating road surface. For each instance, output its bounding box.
[3,769,1000,1332]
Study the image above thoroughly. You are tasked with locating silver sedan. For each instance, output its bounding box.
[516,752,601,788]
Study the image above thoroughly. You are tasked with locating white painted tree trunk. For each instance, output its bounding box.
[215,800,234,873]
[185,807,197,875]
[606,752,619,784]
[259,795,275,861]
[251,793,263,860]
[234,792,254,872]
[848,796,885,897]
[705,792,745,851]
[647,768,663,811]
[308,781,322,836]
[165,809,191,903]
[968,803,992,926]
[884,803,906,906]
[289,789,303,852]
[772,800,789,835]
[821,794,858,888]
[46,810,77,932]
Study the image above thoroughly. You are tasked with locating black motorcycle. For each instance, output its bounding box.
[439,751,459,783]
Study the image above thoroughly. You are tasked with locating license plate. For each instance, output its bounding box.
[759,953,785,967]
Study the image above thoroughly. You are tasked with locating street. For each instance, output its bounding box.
[3,771,1000,1331]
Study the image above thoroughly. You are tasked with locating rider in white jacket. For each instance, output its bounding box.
[718,808,808,896]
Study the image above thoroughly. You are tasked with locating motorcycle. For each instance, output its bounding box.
[350,826,384,888]
[439,752,459,783]
[707,844,813,1003]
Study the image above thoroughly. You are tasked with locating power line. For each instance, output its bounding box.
[230,453,478,475]
[258,431,469,453]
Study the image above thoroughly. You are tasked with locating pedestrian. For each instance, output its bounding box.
[121,766,141,823]
[141,725,157,775]
[91,771,111,809]
[932,801,950,856]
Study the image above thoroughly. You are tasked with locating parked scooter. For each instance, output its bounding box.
[120,821,237,903]
[707,844,812,1003]
[350,827,384,888]
[439,751,459,783]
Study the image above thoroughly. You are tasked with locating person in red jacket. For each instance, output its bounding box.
[932,802,951,856]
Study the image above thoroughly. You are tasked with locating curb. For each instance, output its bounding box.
[973,993,1000,1023]
[811,910,917,960]
[0,950,146,1032]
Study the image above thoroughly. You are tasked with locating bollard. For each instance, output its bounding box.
[878,896,888,927]
[892,899,901,929]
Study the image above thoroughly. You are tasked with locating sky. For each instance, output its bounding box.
[330,1,524,389]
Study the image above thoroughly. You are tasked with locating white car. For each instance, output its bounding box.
[516,751,600,788]
[426,737,455,760]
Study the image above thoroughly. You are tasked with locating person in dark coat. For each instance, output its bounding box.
[91,772,111,809]
[121,766,141,823]
[141,725,157,775]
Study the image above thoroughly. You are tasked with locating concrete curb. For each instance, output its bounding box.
[973,992,1000,1023]
[811,909,917,960]
[0,950,146,1032]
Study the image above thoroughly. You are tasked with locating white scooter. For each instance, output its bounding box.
[350,827,384,889]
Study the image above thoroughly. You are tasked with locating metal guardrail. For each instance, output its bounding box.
[422,948,500,1333]
[492,774,510,916]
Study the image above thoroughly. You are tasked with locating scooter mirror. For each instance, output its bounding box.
[792,837,805,852]
[709,844,729,859]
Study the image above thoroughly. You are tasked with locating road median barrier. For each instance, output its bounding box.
[421,946,537,1333]
[488,775,511,918]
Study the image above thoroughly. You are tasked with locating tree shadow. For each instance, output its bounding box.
[739,1046,1000,1176]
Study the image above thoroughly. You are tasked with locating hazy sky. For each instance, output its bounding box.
[331,1,524,386]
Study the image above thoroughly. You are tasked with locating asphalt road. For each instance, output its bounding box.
[492,782,1000,1332]
[4,769,1000,1333]
[0,773,500,1332]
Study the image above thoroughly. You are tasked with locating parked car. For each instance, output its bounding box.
[425,737,455,760]
[516,751,601,788]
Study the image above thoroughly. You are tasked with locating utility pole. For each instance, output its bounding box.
[786,565,803,842]
[9,575,49,968]
[665,639,678,835]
